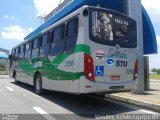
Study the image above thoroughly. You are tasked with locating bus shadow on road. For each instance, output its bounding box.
[11,81,138,119]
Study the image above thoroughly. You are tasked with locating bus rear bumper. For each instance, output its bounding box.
[80,77,136,93]
[95,81,136,93]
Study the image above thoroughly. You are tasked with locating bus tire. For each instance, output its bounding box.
[13,70,16,78]
[34,74,43,95]
[14,71,19,84]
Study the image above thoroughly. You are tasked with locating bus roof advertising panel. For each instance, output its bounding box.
[89,8,137,48]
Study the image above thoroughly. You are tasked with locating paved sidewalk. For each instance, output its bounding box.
[105,80,160,113]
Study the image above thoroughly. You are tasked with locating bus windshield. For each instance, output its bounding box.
[89,8,137,48]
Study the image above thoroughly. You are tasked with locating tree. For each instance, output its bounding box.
[157,69,160,75]
[151,68,157,74]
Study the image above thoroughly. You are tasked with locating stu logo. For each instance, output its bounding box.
[107,59,115,65]
[116,60,128,67]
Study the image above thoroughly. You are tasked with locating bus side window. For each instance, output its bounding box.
[19,45,25,59]
[31,38,39,58]
[66,18,78,52]
[11,49,15,61]
[15,47,20,61]
[24,42,31,59]
[50,30,56,55]
[39,32,50,57]
[50,25,65,55]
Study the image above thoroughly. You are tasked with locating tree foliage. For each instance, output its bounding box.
[151,68,160,74]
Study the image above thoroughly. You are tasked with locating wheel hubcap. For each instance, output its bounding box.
[36,78,41,91]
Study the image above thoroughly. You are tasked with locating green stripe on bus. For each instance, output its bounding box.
[74,44,91,55]
[18,44,90,80]
[52,44,90,67]
[19,58,84,80]
[19,59,35,76]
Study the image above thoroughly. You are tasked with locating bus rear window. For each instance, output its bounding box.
[89,8,137,48]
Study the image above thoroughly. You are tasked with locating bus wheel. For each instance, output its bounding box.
[14,72,19,84]
[34,74,43,95]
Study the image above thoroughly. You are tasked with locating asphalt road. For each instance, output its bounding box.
[0,75,159,120]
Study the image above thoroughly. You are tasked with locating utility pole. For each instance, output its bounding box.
[37,16,45,25]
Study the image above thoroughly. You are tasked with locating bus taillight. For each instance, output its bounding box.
[133,60,138,80]
[84,54,95,81]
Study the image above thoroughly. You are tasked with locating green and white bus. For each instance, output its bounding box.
[9,6,138,95]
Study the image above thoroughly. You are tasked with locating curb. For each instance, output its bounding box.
[150,79,160,81]
[105,94,160,113]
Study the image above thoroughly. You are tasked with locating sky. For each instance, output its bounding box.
[0,0,159,69]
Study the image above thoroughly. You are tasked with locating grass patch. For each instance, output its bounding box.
[150,74,160,80]
[0,64,7,75]
[0,71,6,75]
[0,64,5,71]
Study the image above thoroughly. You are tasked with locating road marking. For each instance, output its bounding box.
[138,109,159,115]
[6,86,14,92]
[33,107,57,120]
[33,107,47,114]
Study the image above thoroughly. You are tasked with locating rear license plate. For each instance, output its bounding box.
[111,76,120,81]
